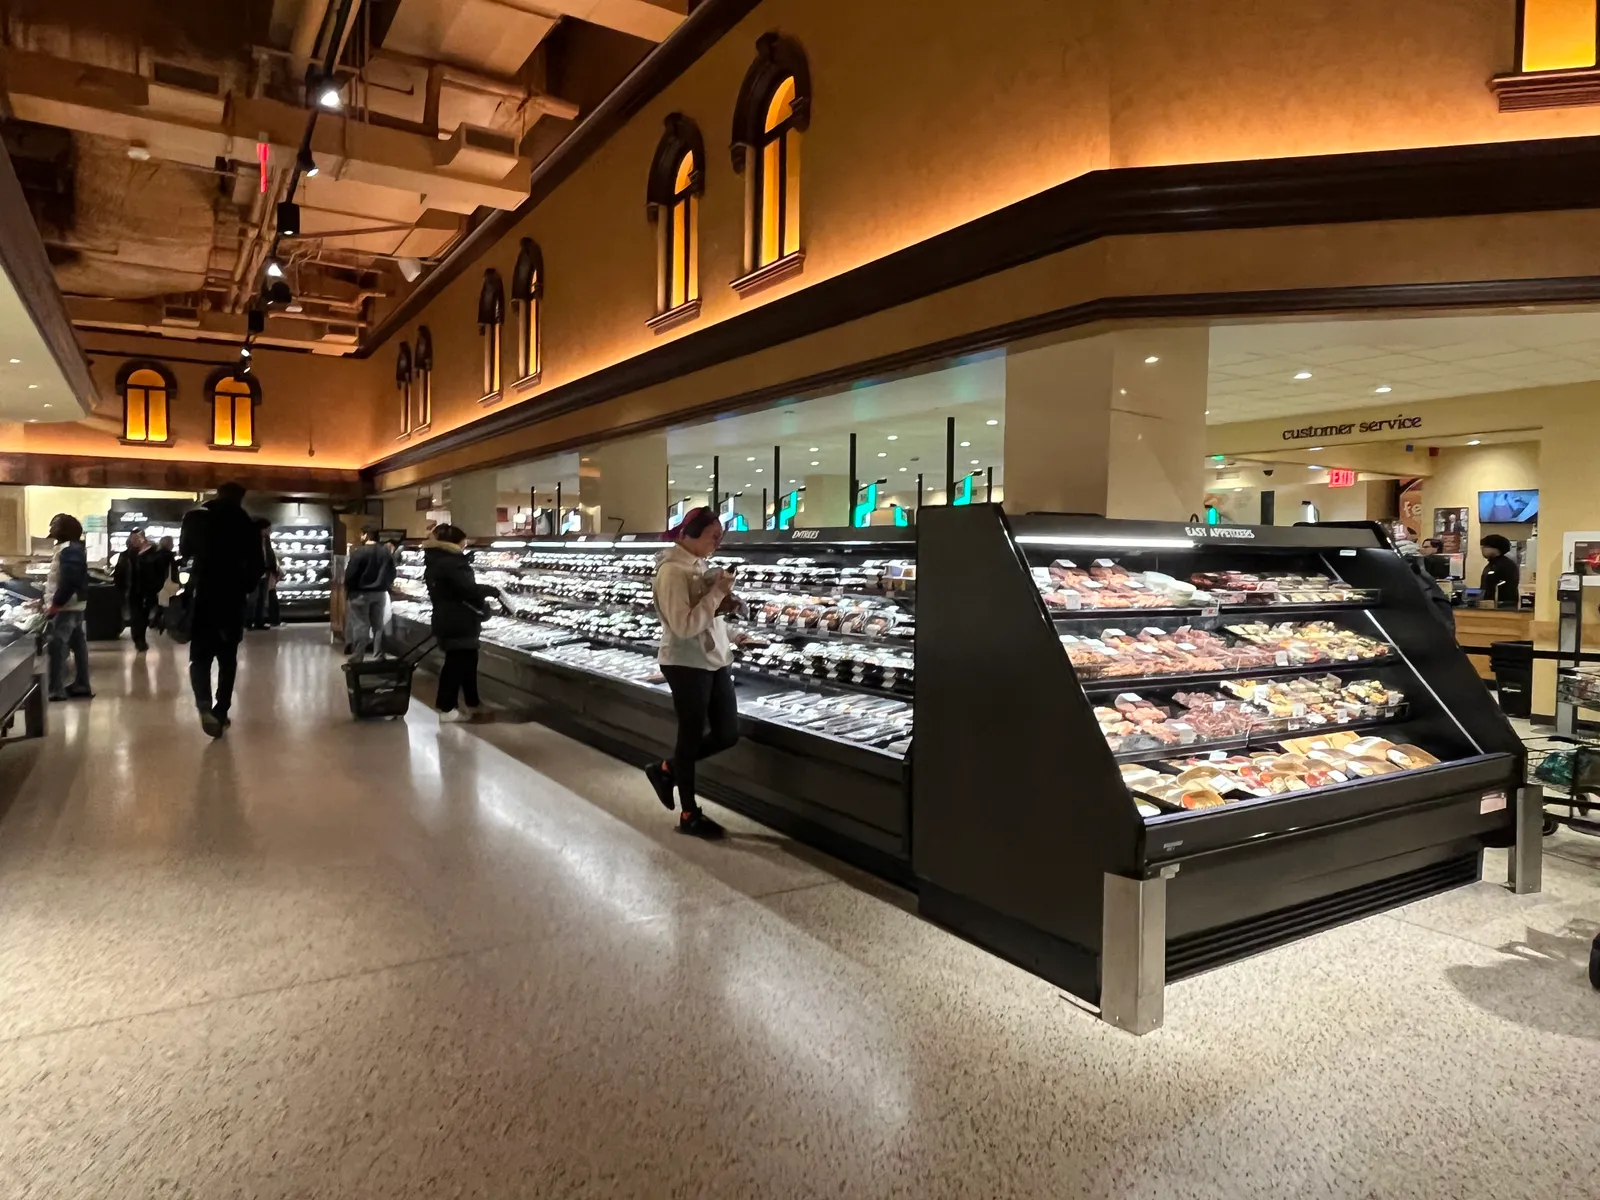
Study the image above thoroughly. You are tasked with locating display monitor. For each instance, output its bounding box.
[1478,489,1539,523]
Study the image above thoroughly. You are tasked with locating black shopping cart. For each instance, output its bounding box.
[340,633,436,719]
[1523,722,1600,989]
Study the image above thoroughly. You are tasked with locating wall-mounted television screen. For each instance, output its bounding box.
[1478,489,1539,523]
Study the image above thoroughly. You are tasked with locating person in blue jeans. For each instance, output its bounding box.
[44,513,92,701]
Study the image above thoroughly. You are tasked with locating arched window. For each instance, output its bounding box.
[205,368,259,450]
[396,342,413,437]
[478,269,505,400]
[646,115,705,328]
[511,239,543,383]
[732,35,810,286]
[414,326,434,430]
[116,361,175,445]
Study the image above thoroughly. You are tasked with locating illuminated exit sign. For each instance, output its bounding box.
[1328,468,1358,488]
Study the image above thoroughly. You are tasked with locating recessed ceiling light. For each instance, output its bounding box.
[808,446,819,452]
[1467,439,1482,446]
[810,460,820,466]
[27,384,37,389]
[886,434,898,441]
[970,459,980,465]
[42,403,51,409]
[1204,410,1210,416]
[668,479,675,484]
[755,467,763,472]
[695,464,703,469]
[7,358,18,365]
[1375,385,1392,394]
[1309,464,1324,470]
[25,418,36,423]
[1144,355,1160,364]
[876,451,887,458]
[985,419,998,426]
[1308,446,1323,451]
[899,467,907,472]
[745,456,755,461]
[960,440,971,448]
[1293,371,1313,380]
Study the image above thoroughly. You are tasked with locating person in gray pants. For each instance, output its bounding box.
[344,527,396,659]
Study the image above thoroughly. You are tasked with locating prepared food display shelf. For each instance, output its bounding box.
[913,506,1524,1032]
[271,526,334,613]
[391,529,918,876]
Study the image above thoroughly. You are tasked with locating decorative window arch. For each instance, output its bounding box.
[414,326,434,430]
[396,342,414,437]
[478,268,505,400]
[204,367,260,450]
[732,34,810,285]
[645,114,705,327]
[116,360,176,445]
[511,239,544,383]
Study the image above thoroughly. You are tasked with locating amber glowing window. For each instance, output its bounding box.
[396,341,414,437]
[209,375,257,449]
[512,239,544,382]
[121,366,171,444]
[756,76,801,268]
[478,269,505,399]
[667,153,699,310]
[646,115,705,323]
[1520,0,1599,71]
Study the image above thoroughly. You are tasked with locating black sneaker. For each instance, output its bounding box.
[675,811,725,839]
[199,709,224,739]
[65,687,94,700]
[213,708,232,729]
[645,760,676,811]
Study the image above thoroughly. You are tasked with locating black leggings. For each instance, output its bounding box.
[660,665,739,813]
[437,647,481,712]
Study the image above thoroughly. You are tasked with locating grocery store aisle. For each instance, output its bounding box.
[0,626,1596,1199]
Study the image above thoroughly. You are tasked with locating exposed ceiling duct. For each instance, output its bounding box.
[1,0,669,352]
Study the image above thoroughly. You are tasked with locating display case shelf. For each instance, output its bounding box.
[1051,599,1375,621]
[1076,653,1397,695]
[1112,709,1408,767]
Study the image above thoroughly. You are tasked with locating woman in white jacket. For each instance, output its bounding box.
[645,507,738,838]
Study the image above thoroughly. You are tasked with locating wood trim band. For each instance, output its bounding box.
[0,452,362,494]
[1491,68,1600,111]
[367,272,1600,486]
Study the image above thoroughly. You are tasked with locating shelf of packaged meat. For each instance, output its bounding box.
[1035,557,1381,614]
[1060,616,1394,686]
[271,527,332,604]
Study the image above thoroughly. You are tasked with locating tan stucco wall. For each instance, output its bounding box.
[0,333,385,471]
[374,0,1600,475]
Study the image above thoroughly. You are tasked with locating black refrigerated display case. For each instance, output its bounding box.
[389,529,917,877]
[912,506,1523,1030]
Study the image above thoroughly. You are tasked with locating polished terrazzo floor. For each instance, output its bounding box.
[0,627,1596,1199]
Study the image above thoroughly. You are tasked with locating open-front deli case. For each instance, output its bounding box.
[913,506,1523,1031]
[390,529,916,876]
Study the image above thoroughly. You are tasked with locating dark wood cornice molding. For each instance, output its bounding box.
[1491,68,1600,112]
[0,452,362,495]
[367,272,1600,486]
[358,0,766,357]
[363,135,1600,481]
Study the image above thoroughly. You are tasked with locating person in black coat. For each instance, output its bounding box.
[112,528,165,652]
[423,524,497,723]
[180,483,267,737]
[1479,534,1521,608]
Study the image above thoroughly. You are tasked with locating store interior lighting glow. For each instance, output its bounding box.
[808,446,819,452]
[1467,439,1482,445]
[1016,534,1195,550]
[319,85,343,110]
[7,358,19,364]
[877,451,887,458]
[960,441,971,447]
[1309,464,1324,470]
[746,456,755,461]
[1307,446,1322,451]
[886,434,898,440]
[810,460,820,466]
[1293,371,1313,380]
[1375,385,1392,394]
[265,260,284,278]
[1144,355,1160,364]
[985,419,998,426]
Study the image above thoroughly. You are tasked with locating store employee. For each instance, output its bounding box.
[1479,534,1520,607]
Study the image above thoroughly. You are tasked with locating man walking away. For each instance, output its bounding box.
[44,513,92,701]
[112,528,161,652]
[344,526,396,659]
[181,483,265,738]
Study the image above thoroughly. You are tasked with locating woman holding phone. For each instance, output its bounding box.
[646,507,739,838]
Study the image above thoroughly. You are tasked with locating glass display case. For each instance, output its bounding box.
[271,525,334,617]
[912,506,1523,1030]
[390,529,917,873]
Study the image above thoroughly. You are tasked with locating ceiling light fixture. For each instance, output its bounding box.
[266,260,284,278]
[808,446,819,452]
[668,479,675,485]
[26,384,37,389]
[1308,464,1324,470]
[886,434,898,441]
[1144,355,1160,364]
[986,419,998,426]
[7,358,18,365]
[810,460,820,466]
[1467,439,1482,446]
[1307,446,1322,451]
[695,464,703,469]
[1375,385,1392,394]
[1293,371,1313,380]
[960,441,971,447]
[746,456,755,461]
[297,147,319,178]
[899,467,908,472]
[876,451,887,458]
[318,84,343,110]
[970,459,980,465]
[756,467,763,472]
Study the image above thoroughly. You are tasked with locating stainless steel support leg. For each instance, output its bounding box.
[1101,867,1175,1035]
[1509,783,1543,895]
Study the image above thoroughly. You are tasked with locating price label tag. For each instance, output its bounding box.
[1275,651,1290,667]
[1200,606,1220,618]
[1480,790,1508,814]
[1060,592,1082,610]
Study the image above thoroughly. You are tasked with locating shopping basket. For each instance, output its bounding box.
[340,633,436,719]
